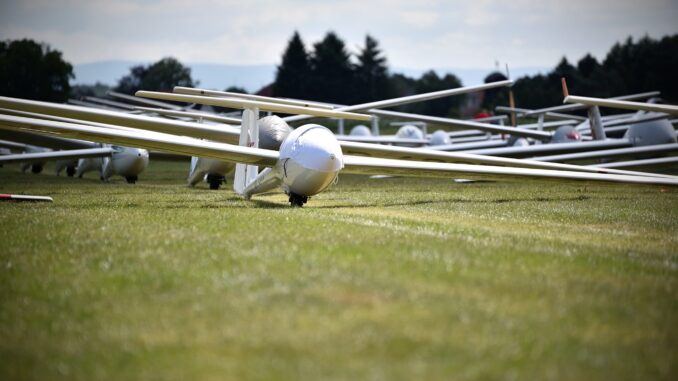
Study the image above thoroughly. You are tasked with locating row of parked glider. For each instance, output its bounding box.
[0,78,676,206]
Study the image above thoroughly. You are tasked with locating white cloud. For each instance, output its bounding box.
[398,11,441,27]
[0,0,675,70]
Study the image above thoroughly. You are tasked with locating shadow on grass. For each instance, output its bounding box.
[250,199,291,209]
[52,192,593,211]
[314,194,592,209]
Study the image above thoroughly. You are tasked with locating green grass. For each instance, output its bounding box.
[1,160,677,380]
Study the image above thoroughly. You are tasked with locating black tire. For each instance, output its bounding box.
[206,174,225,190]
[288,193,308,207]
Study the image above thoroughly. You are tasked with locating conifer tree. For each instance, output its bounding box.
[273,31,311,99]
[409,70,462,117]
[354,35,390,103]
[309,31,354,103]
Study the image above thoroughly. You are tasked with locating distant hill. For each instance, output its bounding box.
[73,60,548,93]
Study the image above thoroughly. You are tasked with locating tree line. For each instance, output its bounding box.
[1,33,676,117]
[488,34,678,112]
[272,31,464,117]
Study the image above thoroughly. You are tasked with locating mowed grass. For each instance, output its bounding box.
[1,160,677,381]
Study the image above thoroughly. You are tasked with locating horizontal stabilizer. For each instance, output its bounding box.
[370,109,553,141]
[174,87,335,110]
[0,96,241,144]
[564,95,678,116]
[0,147,114,164]
[588,156,678,169]
[342,155,678,187]
[466,139,631,158]
[136,91,372,121]
[0,114,279,167]
[0,194,53,202]
[338,141,677,179]
[532,143,678,162]
[134,106,241,124]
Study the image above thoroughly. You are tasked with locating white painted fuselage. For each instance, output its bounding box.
[20,145,50,173]
[188,115,293,190]
[76,146,149,182]
[241,125,343,203]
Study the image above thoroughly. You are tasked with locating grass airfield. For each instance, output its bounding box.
[1,160,677,380]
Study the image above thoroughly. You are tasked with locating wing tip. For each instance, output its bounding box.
[561,77,569,100]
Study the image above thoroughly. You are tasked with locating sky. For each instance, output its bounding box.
[1,0,677,71]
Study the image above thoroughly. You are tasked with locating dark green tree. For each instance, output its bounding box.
[273,31,311,99]
[601,35,678,101]
[407,70,463,117]
[577,54,600,78]
[576,54,603,96]
[388,73,417,99]
[114,57,195,94]
[509,35,678,110]
[511,74,553,109]
[481,71,509,110]
[354,35,390,103]
[309,31,354,104]
[511,57,582,110]
[0,39,73,102]
[71,82,111,98]
[225,86,248,94]
[552,57,578,80]
[549,57,583,99]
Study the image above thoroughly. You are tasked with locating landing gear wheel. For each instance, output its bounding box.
[66,166,76,177]
[125,175,138,184]
[31,165,43,174]
[288,193,308,207]
[206,174,225,190]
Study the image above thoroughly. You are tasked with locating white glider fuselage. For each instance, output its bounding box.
[187,156,234,188]
[241,125,343,204]
[109,146,149,177]
[279,125,343,197]
[187,115,293,190]
[21,145,50,173]
[77,146,149,182]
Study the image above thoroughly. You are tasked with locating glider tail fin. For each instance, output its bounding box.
[233,107,259,195]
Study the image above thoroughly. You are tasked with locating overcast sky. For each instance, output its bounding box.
[1,0,677,70]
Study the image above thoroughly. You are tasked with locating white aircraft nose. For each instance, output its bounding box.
[279,124,344,197]
[282,125,344,172]
[112,148,149,176]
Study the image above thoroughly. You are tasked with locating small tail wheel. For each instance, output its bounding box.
[206,174,225,190]
[288,193,308,207]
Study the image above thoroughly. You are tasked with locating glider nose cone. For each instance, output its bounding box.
[114,148,149,176]
[429,129,451,146]
[279,124,344,196]
[625,119,677,146]
[131,148,149,170]
[552,125,582,143]
[134,149,150,172]
[350,125,372,136]
[395,124,424,147]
